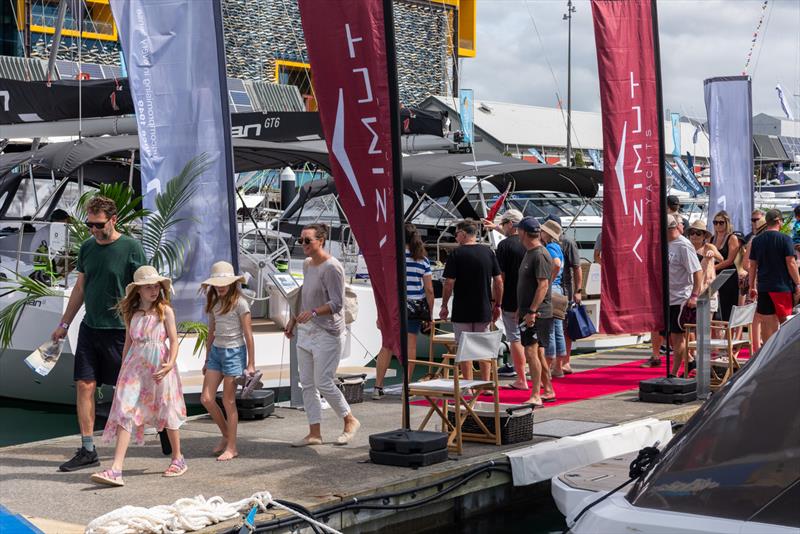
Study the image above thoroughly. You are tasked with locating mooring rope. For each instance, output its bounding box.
[85,491,341,534]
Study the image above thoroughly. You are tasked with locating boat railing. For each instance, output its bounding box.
[0,220,75,288]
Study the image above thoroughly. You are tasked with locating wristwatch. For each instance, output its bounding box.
[59,321,69,329]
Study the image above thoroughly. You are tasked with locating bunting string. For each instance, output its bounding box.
[743,0,769,74]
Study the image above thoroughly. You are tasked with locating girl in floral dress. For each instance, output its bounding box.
[90,266,187,487]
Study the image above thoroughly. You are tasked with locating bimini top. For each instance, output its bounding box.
[0,136,330,179]
[628,314,800,528]
[401,151,601,198]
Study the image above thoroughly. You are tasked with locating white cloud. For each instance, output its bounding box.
[458,0,800,119]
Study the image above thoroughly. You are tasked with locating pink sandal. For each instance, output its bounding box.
[91,469,124,487]
[163,457,187,477]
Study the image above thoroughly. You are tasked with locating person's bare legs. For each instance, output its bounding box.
[670,333,686,377]
[109,425,132,472]
[751,314,762,353]
[199,370,227,455]
[459,361,474,380]
[76,379,96,438]
[509,341,528,389]
[758,314,780,352]
[650,331,662,362]
[524,344,542,404]
[561,333,573,373]
[478,361,491,382]
[166,429,182,462]
[539,348,555,398]
[217,376,239,460]
[374,347,392,389]
[407,333,418,379]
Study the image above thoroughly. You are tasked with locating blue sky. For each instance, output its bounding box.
[459,0,800,119]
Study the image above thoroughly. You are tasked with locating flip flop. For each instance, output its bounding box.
[241,370,263,399]
[523,401,543,408]
[502,383,529,391]
[541,395,557,403]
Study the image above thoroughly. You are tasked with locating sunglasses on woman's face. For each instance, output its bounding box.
[297,237,316,245]
[688,230,705,237]
[713,220,726,226]
[85,220,109,229]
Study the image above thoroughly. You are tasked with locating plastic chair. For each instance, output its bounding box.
[404,330,503,454]
[685,303,756,390]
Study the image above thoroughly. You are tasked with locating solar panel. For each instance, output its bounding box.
[102,65,123,79]
[230,91,251,106]
[79,63,104,79]
[227,78,246,91]
[779,136,800,162]
[55,60,78,78]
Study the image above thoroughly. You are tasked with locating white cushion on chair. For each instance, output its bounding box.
[409,379,493,392]
[687,339,749,349]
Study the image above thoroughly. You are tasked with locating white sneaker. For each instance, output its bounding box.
[372,387,385,400]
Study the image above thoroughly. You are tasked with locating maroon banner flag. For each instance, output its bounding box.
[298,1,402,355]
[591,0,665,334]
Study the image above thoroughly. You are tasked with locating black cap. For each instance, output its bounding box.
[667,195,680,208]
[514,216,541,233]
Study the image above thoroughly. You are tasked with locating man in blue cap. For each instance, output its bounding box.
[515,217,556,405]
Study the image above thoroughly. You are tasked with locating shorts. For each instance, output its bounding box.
[453,322,490,344]
[757,291,793,321]
[520,317,552,350]
[206,344,247,376]
[73,323,125,386]
[501,310,520,343]
[660,304,683,336]
[407,319,422,335]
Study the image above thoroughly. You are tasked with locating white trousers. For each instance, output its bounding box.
[297,325,350,425]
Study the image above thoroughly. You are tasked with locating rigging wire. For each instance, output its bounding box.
[750,0,773,79]
[523,0,585,160]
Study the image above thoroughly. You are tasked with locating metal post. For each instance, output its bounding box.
[289,335,302,408]
[563,0,575,167]
[383,0,411,430]
[695,294,710,398]
[651,0,671,376]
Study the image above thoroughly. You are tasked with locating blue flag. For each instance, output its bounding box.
[111,0,238,321]
[665,162,691,193]
[673,155,704,197]
[459,88,474,145]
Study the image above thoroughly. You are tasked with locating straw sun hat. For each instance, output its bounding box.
[125,265,171,298]
[687,220,712,239]
[201,261,246,287]
[541,219,562,240]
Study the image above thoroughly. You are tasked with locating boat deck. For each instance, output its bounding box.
[0,346,701,533]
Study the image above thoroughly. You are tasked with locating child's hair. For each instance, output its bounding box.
[117,285,170,325]
[204,282,242,315]
[405,222,427,260]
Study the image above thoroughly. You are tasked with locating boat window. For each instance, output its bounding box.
[410,196,459,226]
[6,178,58,219]
[53,182,94,215]
[627,322,800,524]
[291,194,341,227]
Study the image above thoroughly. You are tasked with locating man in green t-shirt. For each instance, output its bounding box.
[50,195,146,471]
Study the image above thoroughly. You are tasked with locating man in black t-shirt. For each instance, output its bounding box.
[489,209,528,389]
[516,217,556,406]
[748,209,800,352]
[441,219,503,380]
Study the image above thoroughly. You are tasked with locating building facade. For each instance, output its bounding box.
[6,0,476,108]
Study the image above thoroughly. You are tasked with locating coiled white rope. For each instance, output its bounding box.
[85,491,342,534]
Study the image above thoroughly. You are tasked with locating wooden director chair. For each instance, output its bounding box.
[404,330,502,454]
[424,319,458,378]
[685,302,756,391]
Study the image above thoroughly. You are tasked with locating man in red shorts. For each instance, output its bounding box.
[748,209,800,352]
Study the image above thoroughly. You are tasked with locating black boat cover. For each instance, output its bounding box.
[0,78,134,124]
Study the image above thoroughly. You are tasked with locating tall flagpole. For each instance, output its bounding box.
[382,0,410,429]
[651,0,670,376]
[564,0,575,166]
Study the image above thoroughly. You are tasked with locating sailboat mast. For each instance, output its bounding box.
[564,0,575,166]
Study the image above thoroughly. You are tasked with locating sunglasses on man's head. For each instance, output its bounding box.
[85,220,109,229]
[297,237,316,245]
[713,220,726,226]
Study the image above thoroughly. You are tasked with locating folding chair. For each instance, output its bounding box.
[404,330,502,454]
[685,302,756,391]
[424,319,458,379]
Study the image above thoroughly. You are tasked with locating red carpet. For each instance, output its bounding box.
[412,358,667,409]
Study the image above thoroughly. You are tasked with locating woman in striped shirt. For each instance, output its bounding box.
[373,223,435,399]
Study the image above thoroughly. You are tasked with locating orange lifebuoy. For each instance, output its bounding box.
[76,72,90,80]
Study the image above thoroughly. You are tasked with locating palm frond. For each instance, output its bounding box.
[141,154,209,274]
[0,272,63,348]
[177,320,208,357]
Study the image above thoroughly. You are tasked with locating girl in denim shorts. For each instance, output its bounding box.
[199,261,255,461]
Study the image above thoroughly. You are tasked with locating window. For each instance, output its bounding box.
[275,60,315,111]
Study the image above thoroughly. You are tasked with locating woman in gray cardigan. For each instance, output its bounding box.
[284,224,361,446]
